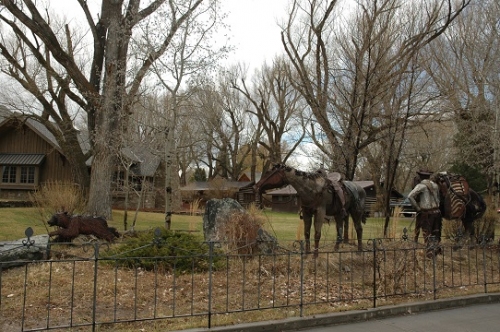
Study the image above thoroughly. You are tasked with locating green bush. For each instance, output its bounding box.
[102,228,225,273]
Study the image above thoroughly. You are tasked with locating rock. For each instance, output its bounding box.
[203,198,245,242]
[256,228,278,254]
[0,227,49,269]
[203,198,278,254]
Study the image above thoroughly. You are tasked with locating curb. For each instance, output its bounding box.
[175,293,500,332]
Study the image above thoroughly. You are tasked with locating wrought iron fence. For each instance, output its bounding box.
[1,228,499,331]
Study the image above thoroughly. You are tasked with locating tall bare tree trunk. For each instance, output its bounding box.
[123,165,131,231]
[87,1,126,218]
[88,146,113,218]
[164,126,175,229]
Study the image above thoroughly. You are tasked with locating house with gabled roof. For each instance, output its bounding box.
[0,111,78,201]
[0,109,163,210]
[178,171,263,210]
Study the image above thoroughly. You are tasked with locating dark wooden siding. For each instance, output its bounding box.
[0,125,74,185]
[271,195,300,213]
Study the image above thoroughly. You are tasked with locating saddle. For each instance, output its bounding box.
[325,172,348,217]
[416,170,470,220]
[439,173,470,219]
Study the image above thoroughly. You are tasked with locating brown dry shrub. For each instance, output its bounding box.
[190,198,201,215]
[442,218,463,240]
[29,180,86,219]
[474,206,497,242]
[443,205,497,243]
[217,203,265,254]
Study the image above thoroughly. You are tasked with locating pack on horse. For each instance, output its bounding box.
[254,164,367,255]
[413,170,486,244]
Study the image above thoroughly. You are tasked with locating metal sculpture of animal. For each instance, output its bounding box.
[413,171,486,244]
[254,164,367,255]
[48,212,120,242]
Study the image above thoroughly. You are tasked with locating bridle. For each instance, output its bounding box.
[255,166,288,193]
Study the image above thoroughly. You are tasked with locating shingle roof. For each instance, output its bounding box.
[0,108,90,154]
[0,109,160,177]
[180,181,253,191]
[0,153,45,165]
[121,145,161,177]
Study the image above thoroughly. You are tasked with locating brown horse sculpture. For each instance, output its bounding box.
[254,164,366,255]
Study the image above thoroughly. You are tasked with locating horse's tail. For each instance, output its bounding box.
[344,181,367,224]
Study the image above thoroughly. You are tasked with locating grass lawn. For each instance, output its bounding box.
[0,207,418,244]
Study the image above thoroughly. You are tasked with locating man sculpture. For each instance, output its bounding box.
[407,173,442,256]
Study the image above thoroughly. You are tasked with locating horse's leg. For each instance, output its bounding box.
[462,216,475,247]
[343,215,349,243]
[334,213,343,251]
[351,211,364,251]
[302,207,313,254]
[313,208,325,257]
[51,228,78,241]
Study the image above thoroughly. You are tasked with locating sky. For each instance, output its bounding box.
[56,0,290,73]
[220,0,290,72]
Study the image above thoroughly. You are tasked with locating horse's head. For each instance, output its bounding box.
[47,211,70,227]
[429,173,448,199]
[254,163,289,194]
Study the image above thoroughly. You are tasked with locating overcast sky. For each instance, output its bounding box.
[56,0,289,73]
[220,0,289,72]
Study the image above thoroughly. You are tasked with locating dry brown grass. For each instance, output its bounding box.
[216,203,266,254]
[475,207,497,240]
[29,181,86,219]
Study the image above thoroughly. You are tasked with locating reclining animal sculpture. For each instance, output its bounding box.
[47,212,120,242]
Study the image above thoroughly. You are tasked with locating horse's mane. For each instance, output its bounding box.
[273,163,326,181]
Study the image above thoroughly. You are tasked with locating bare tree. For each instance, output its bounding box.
[232,56,306,175]
[0,6,92,190]
[280,0,471,238]
[281,0,471,180]
[0,0,212,218]
[192,67,255,181]
[425,0,500,198]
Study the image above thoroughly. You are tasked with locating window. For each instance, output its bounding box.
[20,166,36,184]
[2,166,16,183]
[1,166,38,186]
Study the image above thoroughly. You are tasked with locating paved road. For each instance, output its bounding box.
[178,294,500,332]
[297,303,500,332]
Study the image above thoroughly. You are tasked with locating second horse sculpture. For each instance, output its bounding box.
[254,164,367,256]
[414,170,487,244]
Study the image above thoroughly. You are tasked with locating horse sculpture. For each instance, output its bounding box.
[413,171,486,244]
[254,164,367,255]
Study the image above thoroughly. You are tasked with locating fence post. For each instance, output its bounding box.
[479,235,488,294]
[91,242,100,332]
[368,238,381,308]
[299,240,305,318]
[207,240,214,329]
[427,235,438,300]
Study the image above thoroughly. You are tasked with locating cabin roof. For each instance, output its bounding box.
[180,181,253,191]
[0,153,46,165]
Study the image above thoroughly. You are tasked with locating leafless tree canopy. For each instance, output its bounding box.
[2,0,497,223]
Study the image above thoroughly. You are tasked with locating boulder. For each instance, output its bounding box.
[0,227,49,269]
[203,198,278,254]
[203,198,245,241]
